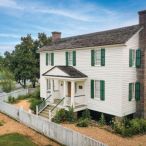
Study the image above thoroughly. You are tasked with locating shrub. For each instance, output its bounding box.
[53,109,68,123]
[98,113,106,126]
[76,118,89,127]
[29,98,42,113]
[112,118,146,137]
[53,107,76,123]
[66,107,76,122]
[8,96,17,103]
[82,109,91,120]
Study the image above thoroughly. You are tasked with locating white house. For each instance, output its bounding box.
[38,10,146,119]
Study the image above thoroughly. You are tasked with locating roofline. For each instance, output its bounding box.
[38,43,126,53]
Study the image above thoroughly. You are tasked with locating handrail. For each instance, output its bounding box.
[51,97,65,112]
[37,94,52,114]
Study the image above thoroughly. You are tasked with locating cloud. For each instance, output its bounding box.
[0,33,21,39]
[0,0,23,10]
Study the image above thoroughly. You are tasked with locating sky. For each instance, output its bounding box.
[0,0,145,55]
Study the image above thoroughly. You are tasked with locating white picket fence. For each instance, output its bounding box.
[0,88,34,102]
[0,101,108,146]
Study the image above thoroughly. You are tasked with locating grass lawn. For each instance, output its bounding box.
[0,133,38,146]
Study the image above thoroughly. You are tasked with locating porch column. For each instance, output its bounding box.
[63,81,67,106]
[71,81,75,108]
[50,79,54,103]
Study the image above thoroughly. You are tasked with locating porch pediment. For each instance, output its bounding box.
[42,66,87,78]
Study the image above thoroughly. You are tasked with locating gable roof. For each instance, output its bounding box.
[39,24,141,52]
[43,66,87,78]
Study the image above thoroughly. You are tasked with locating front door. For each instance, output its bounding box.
[68,82,71,97]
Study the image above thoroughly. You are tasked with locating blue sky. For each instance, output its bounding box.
[0,0,145,55]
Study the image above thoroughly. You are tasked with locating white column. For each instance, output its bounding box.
[71,81,75,108]
[50,79,54,103]
[63,80,67,106]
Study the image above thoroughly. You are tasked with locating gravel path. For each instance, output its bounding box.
[62,123,146,146]
[0,112,60,146]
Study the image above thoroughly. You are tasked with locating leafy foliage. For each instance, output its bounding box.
[82,109,91,120]
[112,118,146,137]
[98,113,106,126]
[53,107,76,123]
[1,33,51,88]
[76,118,89,127]
[0,68,15,92]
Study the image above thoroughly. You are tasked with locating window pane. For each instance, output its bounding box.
[48,54,51,65]
[95,80,100,98]
[68,52,73,66]
[95,50,101,65]
[47,79,51,90]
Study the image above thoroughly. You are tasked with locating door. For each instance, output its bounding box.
[68,82,71,97]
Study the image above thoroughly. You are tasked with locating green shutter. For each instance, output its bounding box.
[73,51,76,66]
[91,50,95,66]
[129,83,132,101]
[100,80,105,101]
[46,53,48,65]
[101,48,105,66]
[66,52,68,66]
[136,49,141,68]
[91,80,94,99]
[135,82,140,101]
[129,49,133,67]
[51,53,54,66]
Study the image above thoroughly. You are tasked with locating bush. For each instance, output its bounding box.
[66,107,76,122]
[53,109,68,123]
[82,109,91,120]
[98,113,106,126]
[8,96,17,104]
[29,98,42,113]
[112,118,146,137]
[53,107,76,123]
[76,118,89,127]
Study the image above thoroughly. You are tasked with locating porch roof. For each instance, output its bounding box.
[42,66,88,78]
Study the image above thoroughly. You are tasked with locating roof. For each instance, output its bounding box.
[43,66,87,78]
[39,24,141,52]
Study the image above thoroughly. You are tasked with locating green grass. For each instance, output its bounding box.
[0,133,38,146]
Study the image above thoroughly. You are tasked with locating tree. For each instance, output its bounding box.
[11,33,51,88]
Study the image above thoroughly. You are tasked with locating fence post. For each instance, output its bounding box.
[36,105,38,115]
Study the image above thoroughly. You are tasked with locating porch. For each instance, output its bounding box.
[43,66,88,112]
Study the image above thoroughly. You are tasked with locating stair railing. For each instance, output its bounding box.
[49,97,65,120]
[36,94,52,115]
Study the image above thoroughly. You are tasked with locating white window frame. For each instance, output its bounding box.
[68,51,73,66]
[95,49,101,66]
[94,80,100,99]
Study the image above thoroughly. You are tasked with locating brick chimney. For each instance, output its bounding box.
[137,10,146,118]
[51,31,61,42]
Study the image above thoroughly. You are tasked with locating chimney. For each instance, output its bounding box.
[137,10,146,119]
[51,31,61,42]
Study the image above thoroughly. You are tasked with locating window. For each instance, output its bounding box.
[46,53,54,66]
[94,80,100,99]
[48,53,51,65]
[91,49,105,66]
[47,79,51,90]
[129,49,136,67]
[68,52,73,66]
[95,50,101,66]
[66,51,76,66]
[129,83,135,101]
[129,49,141,68]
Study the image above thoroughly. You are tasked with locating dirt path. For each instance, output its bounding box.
[0,112,60,146]
[14,99,31,111]
[62,123,146,146]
